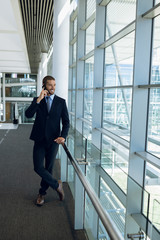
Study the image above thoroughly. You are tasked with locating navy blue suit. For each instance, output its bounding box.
[25,95,70,195]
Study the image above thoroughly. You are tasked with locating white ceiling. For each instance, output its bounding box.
[0,0,30,73]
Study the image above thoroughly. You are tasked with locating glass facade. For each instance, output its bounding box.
[68,1,160,240]
[85,21,95,54]
[104,32,135,87]
[0,74,37,123]
[86,0,96,19]
[84,56,94,123]
[147,15,160,158]
[106,0,136,39]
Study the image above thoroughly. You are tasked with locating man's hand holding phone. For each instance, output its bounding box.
[37,87,48,103]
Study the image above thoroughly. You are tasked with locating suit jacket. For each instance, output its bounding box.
[25,95,70,142]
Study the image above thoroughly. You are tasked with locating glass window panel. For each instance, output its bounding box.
[73,17,77,37]
[152,199,160,232]
[71,116,75,128]
[67,137,75,197]
[103,88,132,141]
[154,0,159,5]
[6,102,35,123]
[144,162,160,231]
[5,85,36,97]
[86,21,95,54]
[84,89,93,121]
[104,32,135,87]
[102,135,129,170]
[150,16,160,84]
[101,135,129,193]
[84,56,94,88]
[99,178,126,238]
[83,122,92,141]
[86,0,96,19]
[72,67,76,89]
[73,42,77,63]
[84,193,98,240]
[106,0,136,39]
[147,88,160,158]
[71,90,76,113]
[68,91,72,111]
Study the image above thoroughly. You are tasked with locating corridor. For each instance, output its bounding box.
[0,125,86,240]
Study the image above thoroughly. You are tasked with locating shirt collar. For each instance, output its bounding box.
[45,94,55,101]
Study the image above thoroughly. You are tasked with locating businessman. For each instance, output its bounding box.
[25,75,70,206]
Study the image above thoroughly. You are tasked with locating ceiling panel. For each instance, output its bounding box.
[19,0,54,73]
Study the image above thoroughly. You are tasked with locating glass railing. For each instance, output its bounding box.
[64,128,159,240]
[5,86,36,98]
[5,77,36,84]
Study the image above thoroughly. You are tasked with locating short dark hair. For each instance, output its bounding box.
[42,75,55,86]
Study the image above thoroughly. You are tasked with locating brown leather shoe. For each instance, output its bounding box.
[36,194,45,206]
[56,180,64,201]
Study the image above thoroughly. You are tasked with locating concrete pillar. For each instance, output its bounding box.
[52,0,70,101]
[37,53,48,96]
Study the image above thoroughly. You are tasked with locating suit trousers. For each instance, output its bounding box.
[33,140,59,195]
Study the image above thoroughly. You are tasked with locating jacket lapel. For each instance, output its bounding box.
[49,95,58,115]
[41,98,48,114]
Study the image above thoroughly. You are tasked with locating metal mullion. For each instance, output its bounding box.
[142,3,160,19]
[96,85,133,90]
[78,87,93,90]
[79,49,94,61]
[70,9,78,22]
[99,0,111,6]
[138,84,160,88]
[69,63,76,68]
[70,35,77,45]
[135,151,160,169]
[69,112,75,116]
[98,21,135,49]
[81,12,96,30]
[95,127,129,149]
[125,0,153,237]
[77,117,92,126]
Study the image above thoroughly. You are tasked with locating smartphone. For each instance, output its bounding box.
[42,84,51,95]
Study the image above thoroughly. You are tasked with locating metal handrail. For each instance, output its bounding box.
[62,143,124,240]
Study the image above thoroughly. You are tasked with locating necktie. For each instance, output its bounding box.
[47,96,51,112]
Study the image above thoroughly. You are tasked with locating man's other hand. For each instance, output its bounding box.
[54,137,65,144]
